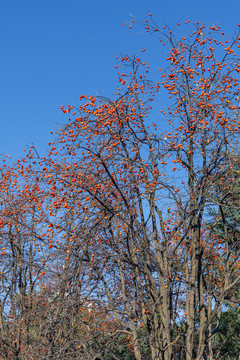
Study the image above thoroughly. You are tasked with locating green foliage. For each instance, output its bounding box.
[211,306,240,359]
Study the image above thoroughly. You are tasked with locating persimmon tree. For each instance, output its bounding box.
[0,19,240,360]
[0,161,132,359]
[0,163,48,359]
[31,19,239,360]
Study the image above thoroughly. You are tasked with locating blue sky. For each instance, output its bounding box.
[1,0,240,161]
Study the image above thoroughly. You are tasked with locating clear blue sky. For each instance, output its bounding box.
[1,0,240,161]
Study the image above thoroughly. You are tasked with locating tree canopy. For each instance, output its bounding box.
[0,19,239,360]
